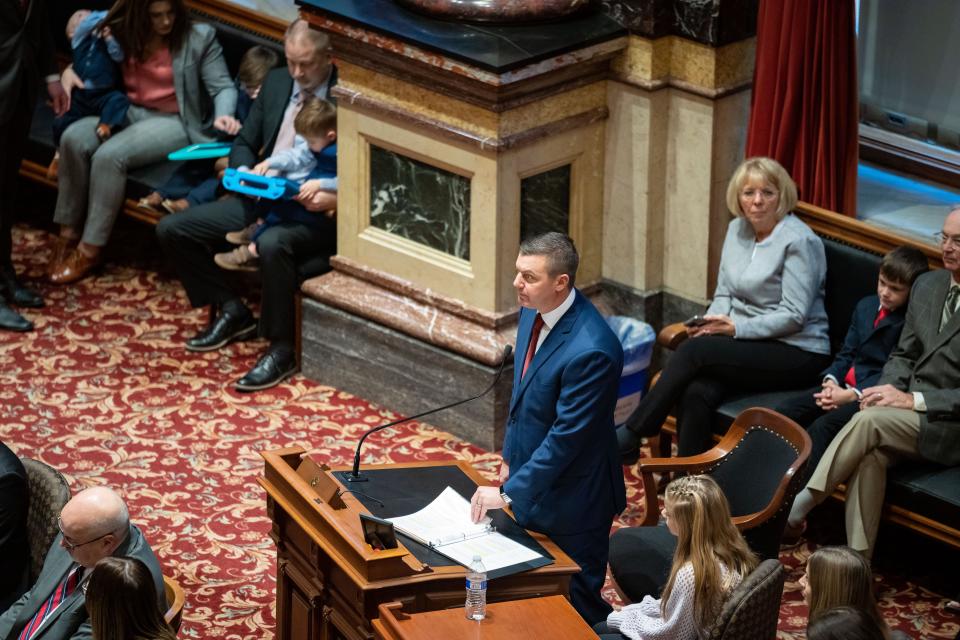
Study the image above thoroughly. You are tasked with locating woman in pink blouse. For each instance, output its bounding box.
[49,0,236,284]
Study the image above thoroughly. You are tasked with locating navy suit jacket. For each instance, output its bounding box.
[502,290,626,536]
[822,294,906,391]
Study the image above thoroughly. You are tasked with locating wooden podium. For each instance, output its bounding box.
[259,448,579,640]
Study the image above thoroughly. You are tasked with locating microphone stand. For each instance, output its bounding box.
[346,345,513,482]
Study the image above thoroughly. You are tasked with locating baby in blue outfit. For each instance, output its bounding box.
[53,9,130,146]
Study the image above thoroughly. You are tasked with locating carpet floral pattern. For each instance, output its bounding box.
[1,226,957,639]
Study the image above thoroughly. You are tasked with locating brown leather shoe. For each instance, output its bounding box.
[46,237,78,279]
[49,248,101,285]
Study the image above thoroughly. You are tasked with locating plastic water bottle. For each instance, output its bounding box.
[465,555,487,621]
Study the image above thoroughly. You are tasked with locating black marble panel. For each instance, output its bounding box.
[520,164,571,240]
[298,0,626,73]
[600,0,757,46]
[600,0,672,38]
[369,145,471,260]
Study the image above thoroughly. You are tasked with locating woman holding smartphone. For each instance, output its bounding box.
[617,157,831,460]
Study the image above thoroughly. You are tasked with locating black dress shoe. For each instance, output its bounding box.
[185,309,256,352]
[0,302,33,332]
[234,350,297,392]
[1,270,44,308]
[617,425,643,465]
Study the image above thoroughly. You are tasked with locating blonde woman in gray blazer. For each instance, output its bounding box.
[618,156,832,461]
[48,0,236,284]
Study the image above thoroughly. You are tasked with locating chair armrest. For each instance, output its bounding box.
[657,323,689,350]
[636,424,748,526]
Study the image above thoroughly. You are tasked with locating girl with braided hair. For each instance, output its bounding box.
[598,475,757,639]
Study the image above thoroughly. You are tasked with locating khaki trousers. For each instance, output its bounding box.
[806,407,922,558]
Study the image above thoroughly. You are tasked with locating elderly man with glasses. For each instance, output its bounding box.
[0,486,164,640]
[786,206,960,561]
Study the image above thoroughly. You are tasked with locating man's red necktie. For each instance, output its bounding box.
[19,566,83,640]
[521,314,544,379]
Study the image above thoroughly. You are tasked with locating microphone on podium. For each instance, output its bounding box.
[346,345,514,483]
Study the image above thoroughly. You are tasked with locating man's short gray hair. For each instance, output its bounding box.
[285,19,330,55]
[519,232,579,288]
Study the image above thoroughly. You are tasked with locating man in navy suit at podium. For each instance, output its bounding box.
[471,232,626,624]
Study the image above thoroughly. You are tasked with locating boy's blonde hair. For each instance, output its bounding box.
[661,475,758,630]
[294,98,336,138]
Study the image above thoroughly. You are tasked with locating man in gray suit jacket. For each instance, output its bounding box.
[0,487,164,640]
[787,206,960,559]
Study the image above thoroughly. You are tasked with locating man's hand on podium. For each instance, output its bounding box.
[470,486,505,523]
[498,461,509,483]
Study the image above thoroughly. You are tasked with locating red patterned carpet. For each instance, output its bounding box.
[1,225,958,639]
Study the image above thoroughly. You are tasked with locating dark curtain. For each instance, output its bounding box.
[745,0,858,216]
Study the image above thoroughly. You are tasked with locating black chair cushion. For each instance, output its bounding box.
[714,391,796,433]
[822,238,882,353]
[608,523,675,603]
[708,427,799,518]
[887,464,960,531]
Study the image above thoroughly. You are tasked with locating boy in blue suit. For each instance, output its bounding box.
[774,246,928,477]
[471,232,626,625]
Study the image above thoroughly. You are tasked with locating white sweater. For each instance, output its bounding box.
[606,563,741,640]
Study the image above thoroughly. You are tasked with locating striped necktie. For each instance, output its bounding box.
[940,286,960,332]
[19,566,83,640]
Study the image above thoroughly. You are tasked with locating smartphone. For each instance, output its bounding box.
[683,315,709,327]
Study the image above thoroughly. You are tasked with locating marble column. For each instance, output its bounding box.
[297,0,626,449]
[599,0,758,324]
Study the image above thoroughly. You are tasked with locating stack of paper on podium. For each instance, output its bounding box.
[387,487,545,574]
[331,464,554,579]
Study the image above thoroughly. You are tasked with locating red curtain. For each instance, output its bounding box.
[745,0,858,216]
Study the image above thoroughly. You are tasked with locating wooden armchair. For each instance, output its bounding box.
[163,574,186,631]
[637,407,811,559]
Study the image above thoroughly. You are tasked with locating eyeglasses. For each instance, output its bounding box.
[934,232,960,249]
[58,516,113,552]
[740,188,779,201]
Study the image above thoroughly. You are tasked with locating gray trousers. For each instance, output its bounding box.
[53,106,189,246]
[806,407,922,558]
